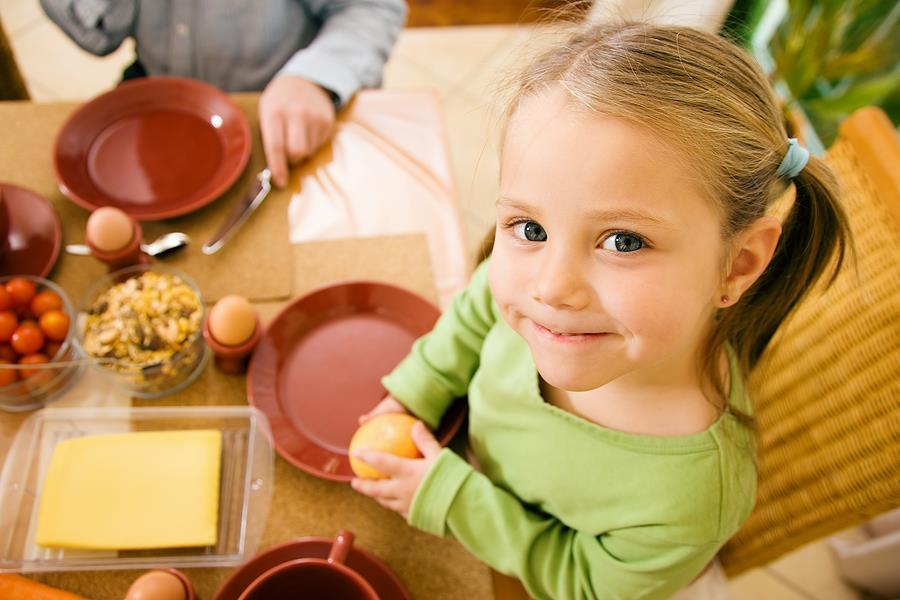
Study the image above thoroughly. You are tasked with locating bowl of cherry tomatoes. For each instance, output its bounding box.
[0,275,83,411]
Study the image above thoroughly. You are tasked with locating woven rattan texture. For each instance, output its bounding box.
[720,138,900,575]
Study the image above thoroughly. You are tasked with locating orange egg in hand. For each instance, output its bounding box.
[349,413,422,479]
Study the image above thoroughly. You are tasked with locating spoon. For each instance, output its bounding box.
[66,232,191,258]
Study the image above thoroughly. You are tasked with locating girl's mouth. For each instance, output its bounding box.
[531,320,610,344]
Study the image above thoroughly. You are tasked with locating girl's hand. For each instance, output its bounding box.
[358,395,409,425]
[350,421,442,518]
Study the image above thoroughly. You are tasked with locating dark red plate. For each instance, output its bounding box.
[0,183,61,277]
[54,76,250,220]
[247,281,466,481]
[213,537,411,600]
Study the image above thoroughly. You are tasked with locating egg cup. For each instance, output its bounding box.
[87,218,151,272]
[202,314,262,375]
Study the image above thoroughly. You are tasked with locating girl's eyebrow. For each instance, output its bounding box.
[497,196,676,228]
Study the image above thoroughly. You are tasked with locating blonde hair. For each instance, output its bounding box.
[483,22,851,414]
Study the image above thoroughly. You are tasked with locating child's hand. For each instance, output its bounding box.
[350,420,442,518]
[358,395,409,425]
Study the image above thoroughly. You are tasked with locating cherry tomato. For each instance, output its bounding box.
[0,311,17,343]
[31,290,63,318]
[0,360,18,387]
[43,341,63,360]
[0,344,16,362]
[11,322,44,355]
[5,278,36,309]
[39,310,70,342]
[18,352,49,380]
[0,286,11,312]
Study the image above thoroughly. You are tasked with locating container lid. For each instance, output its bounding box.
[0,405,273,572]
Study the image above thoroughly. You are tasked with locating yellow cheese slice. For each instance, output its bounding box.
[34,430,222,550]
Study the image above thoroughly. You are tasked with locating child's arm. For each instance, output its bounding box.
[381,261,496,429]
[412,450,719,600]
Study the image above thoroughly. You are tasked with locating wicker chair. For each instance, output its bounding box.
[720,106,900,575]
[492,106,900,598]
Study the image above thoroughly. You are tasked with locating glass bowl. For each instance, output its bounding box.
[0,276,83,412]
[74,264,208,398]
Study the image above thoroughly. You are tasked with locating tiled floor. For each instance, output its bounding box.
[0,2,867,598]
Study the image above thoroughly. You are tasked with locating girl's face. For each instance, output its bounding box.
[489,88,726,393]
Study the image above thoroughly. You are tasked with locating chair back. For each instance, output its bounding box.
[721,107,900,575]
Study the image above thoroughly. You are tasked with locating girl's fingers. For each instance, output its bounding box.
[350,476,395,499]
[411,421,442,458]
[375,495,406,514]
[358,397,407,424]
[353,449,406,477]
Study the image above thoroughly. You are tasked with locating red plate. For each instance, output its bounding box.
[0,183,61,277]
[213,537,411,600]
[54,76,250,220]
[247,281,466,481]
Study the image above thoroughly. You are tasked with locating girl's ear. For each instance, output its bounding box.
[718,216,782,306]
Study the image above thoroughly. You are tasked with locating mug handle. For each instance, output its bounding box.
[327,530,355,565]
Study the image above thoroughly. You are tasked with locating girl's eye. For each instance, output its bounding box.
[513,221,548,242]
[601,232,644,253]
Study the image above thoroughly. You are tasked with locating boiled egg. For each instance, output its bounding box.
[86,207,133,252]
[208,295,256,346]
[124,570,186,600]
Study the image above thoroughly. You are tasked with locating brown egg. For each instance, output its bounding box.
[124,570,186,600]
[86,207,133,252]
[208,295,256,346]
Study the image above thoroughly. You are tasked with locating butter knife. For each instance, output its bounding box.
[202,168,272,255]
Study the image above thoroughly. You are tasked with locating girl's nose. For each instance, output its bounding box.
[532,251,591,311]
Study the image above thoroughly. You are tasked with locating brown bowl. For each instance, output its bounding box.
[0,182,62,278]
[246,281,466,481]
[54,77,251,220]
[0,189,9,257]
[237,531,377,600]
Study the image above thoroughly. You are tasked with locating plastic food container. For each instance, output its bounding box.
[0,405,274,572]
[74,264,208,398]
[0,275,83,412]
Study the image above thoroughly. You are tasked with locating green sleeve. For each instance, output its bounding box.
[381,261,496,429]
[410,450,719,600]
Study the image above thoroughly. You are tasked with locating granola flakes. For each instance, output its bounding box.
[80,271,201,370]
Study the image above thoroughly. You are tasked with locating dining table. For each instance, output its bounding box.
[0,89,526,599]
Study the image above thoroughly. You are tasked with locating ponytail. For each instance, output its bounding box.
[703,156,852,399]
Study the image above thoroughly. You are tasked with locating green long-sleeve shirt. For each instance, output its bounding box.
[382,261,757,600]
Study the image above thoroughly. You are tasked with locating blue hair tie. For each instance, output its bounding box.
[776,138,809,179]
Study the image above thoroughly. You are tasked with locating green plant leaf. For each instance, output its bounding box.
[803,70,900,117]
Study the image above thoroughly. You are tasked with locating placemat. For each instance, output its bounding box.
[0,95,292,303]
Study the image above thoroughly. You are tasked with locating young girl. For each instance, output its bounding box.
[351,22,850,599]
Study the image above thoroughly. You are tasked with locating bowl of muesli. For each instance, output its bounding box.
[75,264,209,397]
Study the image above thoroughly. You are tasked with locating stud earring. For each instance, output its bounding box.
[720,294,731,305]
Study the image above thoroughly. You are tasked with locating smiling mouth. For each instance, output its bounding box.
[531,320,610,343]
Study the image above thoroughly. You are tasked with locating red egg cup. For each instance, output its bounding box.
[202,314,262,375]
[86,218,150,272]
[162,568,196,600]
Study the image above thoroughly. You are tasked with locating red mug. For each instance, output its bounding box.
[238,530,378,600]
